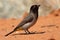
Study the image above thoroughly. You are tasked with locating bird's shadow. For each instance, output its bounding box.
[12,31,45,36]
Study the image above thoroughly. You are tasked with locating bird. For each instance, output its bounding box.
[5,5,40,37]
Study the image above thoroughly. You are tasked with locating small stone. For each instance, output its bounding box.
[56,26,59,28]
[55,14,59,16]
[48,38,55,40]
[12,25,14,27]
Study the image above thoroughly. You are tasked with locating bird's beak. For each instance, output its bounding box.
[38,5,40,7]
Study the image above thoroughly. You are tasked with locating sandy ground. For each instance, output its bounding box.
[0,9,60,40]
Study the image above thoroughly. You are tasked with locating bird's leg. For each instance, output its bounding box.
[24,29,31,34]
[27,29,31,34]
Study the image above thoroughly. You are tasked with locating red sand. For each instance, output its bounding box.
[0,9,60,40]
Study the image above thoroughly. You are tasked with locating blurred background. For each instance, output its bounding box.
[0,0,60,18]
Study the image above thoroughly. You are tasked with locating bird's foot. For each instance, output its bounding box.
[26,31,36,34]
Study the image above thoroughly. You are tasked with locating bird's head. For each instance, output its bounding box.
[30,5,40,13]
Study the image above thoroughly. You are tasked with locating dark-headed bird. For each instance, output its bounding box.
[5,5,40,37]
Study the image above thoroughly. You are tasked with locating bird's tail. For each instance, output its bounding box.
[5,30,15,37]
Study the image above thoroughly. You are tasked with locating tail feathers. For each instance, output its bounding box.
[5,30,15,37]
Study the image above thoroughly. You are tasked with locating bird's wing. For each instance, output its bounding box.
[14,14,33,30]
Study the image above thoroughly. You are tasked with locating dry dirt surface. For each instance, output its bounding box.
[0,9,60,40]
